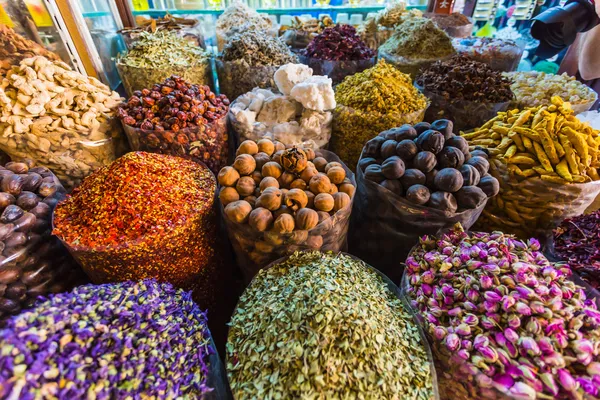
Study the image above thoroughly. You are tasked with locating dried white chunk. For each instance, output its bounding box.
[274,64,313,95]
[290,76,336,112]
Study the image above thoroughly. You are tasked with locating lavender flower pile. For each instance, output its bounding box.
[405,224,600,400]
[0,280,215,399]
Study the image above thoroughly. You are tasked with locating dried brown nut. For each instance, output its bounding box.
[325,162,343,173]
[251,171,262,185]
[273,205,293,218]
[274,141,286,152]
[333,192,351,212]
[290,179,307,190]
[233,154,257,176]
[271,150,284,165]
[306,235,323,249]
[1,205,23,223]
[313,157,328,172]
[219,187,240,206]
[309,174,332,194]
[273,213,295,233]
[278,172,295,188]
[1,174,24,196]
[5,232,26,248]
[0,193,15,210]
[381,179,404,196]
[249,207,273,232]
[304,148,316,161]
[406,184,431,205]
[314,193,334,212]
[305,190,315,208]
[262,162,283,179]
[259,177,280,192]
[256,188,282,211]
[300,167,318,183]
[5,162,29,174]
[284,189,308,211]
[218,166,240,187]
[29,202,50,220]
[236,176,256,197]
[295,208,319,230]
[257,139,275,156]
[224,200,253,223]
[237,140,259,156]
[288,230,308,244]
[329,185,338,195]
[16,192,39,211]
[281,147,308,174]
[253,152,271,170]
[339,183,355,198]
[244,196,257,208]
[327,166,346,185]
[38,182,57,198]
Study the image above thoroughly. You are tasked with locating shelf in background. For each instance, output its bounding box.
[130,5,425,16]
[82,11,113,18]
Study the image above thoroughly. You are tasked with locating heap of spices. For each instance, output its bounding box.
[217,31,298,100]
[427,12,471,29]
[116,30,212,96]
[453,37,523,72]
[280,15,335,49]
[417,55,514,131]
[0,25,60,76]
[552,211,600,287]
[219,138,355,281]
[506,71,597,113]
[466,96,600,238]
[405,224,600,400]
[117,76,230,174]
[378,17,455,78]
[0,280,222,399]
[227,251,435,399]
[358,3,423,50]
[118,13,204,49]
[52,152,220,293]
[215,0,273,51]
[0,160,87,318]
[331,60,428,169]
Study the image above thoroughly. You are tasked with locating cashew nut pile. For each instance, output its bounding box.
[0,56,125,188]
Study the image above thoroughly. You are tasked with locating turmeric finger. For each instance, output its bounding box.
[533,142,553,172]
[555,159,573,182]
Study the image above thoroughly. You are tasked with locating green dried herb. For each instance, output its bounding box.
[226,251,435,400]
[379,17,455,60]
[116,30,212,96]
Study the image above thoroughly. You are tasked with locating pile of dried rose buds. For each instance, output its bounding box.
[405,223,600,400]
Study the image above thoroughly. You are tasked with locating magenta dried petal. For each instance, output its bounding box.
[557,368,579,392]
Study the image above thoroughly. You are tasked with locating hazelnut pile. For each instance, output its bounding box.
[117,75,229,132]
[218,139,355,276]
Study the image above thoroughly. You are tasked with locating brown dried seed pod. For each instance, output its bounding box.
[273,213,295,233]
[284,189,308,211]
[244,196,257,208]
[281,147,308,174]
[290,179,307,190]
[262,162,283,179]
[219,187,240,206]
[300,167,318,183]
[325,162,343,173]
[257,139,275,156]
[236,176,256,197]
[0,193,15,210]
[314,193,334,212]
[309,174,332,194]
[21,173,42,192]
[249,207,274,232]
[327,166,346,185]
[256,189,282,211]
[233,154,256,176]
[253,152,271,170]
[304,148,316,161]
[237,140,259,156]
[259,177,279,192]
[218,166,240,187]
[1,174,24,196]
[333,192,351,212]
[5,162,28,174]
[295,208,319,230]
[278,172,295,188]
[224,200,252,224]
[274,141,286,152]
[313,157,328,172]
[329,185,338,195]
[251,171,263,185]
[271,150,284,165]
[339,183,356,198]
[305,190,315,208]
[273,205,293,218]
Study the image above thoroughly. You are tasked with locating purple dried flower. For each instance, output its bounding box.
[514,302,532,316]
[445,333,460,351]
[518,337,541,356]
[508,381,536,399]
[433,326,447,340]
[501,295,516,311]
[462,313,478,326]
[421,270,435,284]
[303,24,375,61]
[577,377,598,396]
[483,291,501,303]
[557,368,578,392]
[455,323,471,336]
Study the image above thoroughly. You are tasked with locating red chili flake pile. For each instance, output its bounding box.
[302,24,375,61]
[553,210,600,287]
[52,151,218,289]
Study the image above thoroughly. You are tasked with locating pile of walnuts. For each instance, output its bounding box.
[218,138,355,270]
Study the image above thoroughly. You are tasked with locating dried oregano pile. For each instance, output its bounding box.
[226,251,434,399]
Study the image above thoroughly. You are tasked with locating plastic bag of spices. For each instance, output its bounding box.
[0,161,87,319]
[219,143,356,283]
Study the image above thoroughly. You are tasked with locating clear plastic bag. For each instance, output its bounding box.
[571,91,598,114]
[216,60,283,100]
[222,151,355,283]
[0,117,127,189]
[116,59,213,97]
[122,115,231,175]
[330,103,428,171]
[421,88,511,133]
[378,49,452,79]
[298,55,376,85]
[453,37,524,72]
[0,168,86,319]
[348,158,486,283]
[475,159,600,239]
[229,250,440,400]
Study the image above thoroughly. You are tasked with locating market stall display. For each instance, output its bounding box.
[117,75,230,175]
[425,12,473,38]
[0,280,229,399]
[416,55,514,132]
[0,56,127,189]
[467,96,600,238]
[228,64,335,148]
[279,15,334,50]
[0,25,61,77]
[358,2,423,50]
[378,17,455,79]
[215,1,275,52]
[0,160,86,318]
[330,60,428,170]
[550,211,600,288]
[53,152,222,297]
[227,251,436,400]
[219,139,355,281]
[453,37,524,73]
[298,25,376,84]
[506,71,598,113]
[118,13,205,50]
[349,120,498,282]
[116,30,212,97]
[216,31,298,101]
[404,224,600,400]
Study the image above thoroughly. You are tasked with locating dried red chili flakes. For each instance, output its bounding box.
[553,211,600,287]
[302,24,375,61]
[52,152,219,289]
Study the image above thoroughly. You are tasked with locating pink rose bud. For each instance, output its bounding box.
[540,372,559,396]
[508,382,536,400]
[515,302,532,316]
[557,368,578,392]
[433,326,447,340]
[519,337,541,356]
[587,362,600,376]
[484,291,501,303]
[445,333,460,351]
[504,328,519,343]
